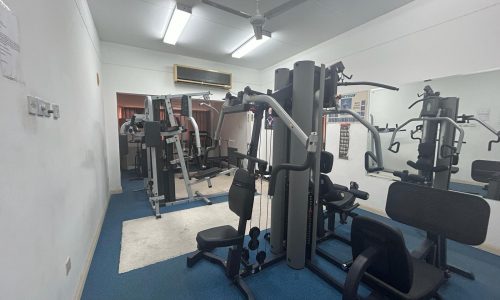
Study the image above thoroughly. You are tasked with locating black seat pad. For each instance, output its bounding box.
[365,257,445,299]
[406,258,445,299]
[196,225,242,249]
[194,167,221,179]
[323,196,354,210]
[322,190,355,210]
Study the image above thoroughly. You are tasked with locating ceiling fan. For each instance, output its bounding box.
[201,0,308,39]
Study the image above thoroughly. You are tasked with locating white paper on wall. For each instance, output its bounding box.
[0,3,21,81]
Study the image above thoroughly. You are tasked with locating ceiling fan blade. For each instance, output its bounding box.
[263,0,308,19]
[201,0,252,19]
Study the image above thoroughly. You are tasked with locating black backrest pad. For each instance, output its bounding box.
[319,174,334,197]
[386,181,490,245]
[180,95,189,117]
[472,160,500,183]
[229,169,256,220]
[320,151,334,173]
[144,121,161,147]
[351,216,413,293]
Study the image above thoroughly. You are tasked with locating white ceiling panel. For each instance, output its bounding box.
[88,0,414,69]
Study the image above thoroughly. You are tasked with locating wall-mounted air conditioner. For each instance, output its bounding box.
[173,64,232,89]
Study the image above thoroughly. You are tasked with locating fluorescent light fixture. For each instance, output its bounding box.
[232,31,271,59]
[0,0,11,11]
[163,3,192,45]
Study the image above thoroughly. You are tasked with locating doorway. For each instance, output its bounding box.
[116,92,223,176]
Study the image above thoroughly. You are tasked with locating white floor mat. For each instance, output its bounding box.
[174,172,235,199]
[119,181,271,274]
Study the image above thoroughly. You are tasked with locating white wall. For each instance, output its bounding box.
[258,0,500,252]
[101,42,262,192]
[0,0,108,299]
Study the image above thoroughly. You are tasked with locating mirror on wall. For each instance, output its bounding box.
[368,69,500,200]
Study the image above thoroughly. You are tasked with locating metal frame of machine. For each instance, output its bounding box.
[142,92,237,218]
[206,61,398,295]
[387,85,499,279]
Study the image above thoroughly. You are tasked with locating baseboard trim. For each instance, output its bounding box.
[74,194,110,300]
[477,243,500,256]
[359,204,500,256]
[110,187,123,194]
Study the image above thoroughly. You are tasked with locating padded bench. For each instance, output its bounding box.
[193,167,222,180]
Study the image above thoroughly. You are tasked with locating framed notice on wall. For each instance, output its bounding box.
[327,91,369,123]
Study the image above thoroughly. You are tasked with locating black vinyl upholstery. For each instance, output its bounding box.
[196,169,255,250]
[320,151,334,173]
[193,167,222,179]
[351,216,413,293]
[386,181,490,245]
[196,225,242,249]
[228,169,255,221]
[471,160,500,183]
[350,216,445,300]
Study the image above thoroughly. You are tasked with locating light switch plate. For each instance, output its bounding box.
[27,96,38,115]
[37,99,45,116]
[52,104,60,119]
[42,101,51,117]
[65,257,71,276]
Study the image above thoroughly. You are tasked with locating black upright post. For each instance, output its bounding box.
[247,107,264,173]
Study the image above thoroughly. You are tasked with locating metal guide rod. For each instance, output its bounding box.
[212,107,224,143]
[309,64,326,256]
[188,116,202,156]
[242,94,311,148]
[324,108,385,169]
[156,91,212,99]
[389,117,465,154]
[469,117,500,136]
[338,81,399,91]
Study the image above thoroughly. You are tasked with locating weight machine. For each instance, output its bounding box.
[142,92,236,218]
[387,85,498,279]
[194,60,399,298]
[187,61,493,299]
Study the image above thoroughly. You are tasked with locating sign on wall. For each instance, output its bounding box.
[338,123,350,160]
[327,91,369,123]
[0,2,21,81]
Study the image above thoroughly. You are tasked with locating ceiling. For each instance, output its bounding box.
[88,0,413,69]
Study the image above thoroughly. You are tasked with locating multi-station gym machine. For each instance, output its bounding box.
[121,91,236,218]
[187,62,492,299]
[204,60,399,292]
[387,85,500,279]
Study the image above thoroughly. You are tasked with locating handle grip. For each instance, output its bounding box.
[350,189,369,200]
[365,151,383,173]
[488,135,500,151]
[268,153,314,196]
[388,142,400,153]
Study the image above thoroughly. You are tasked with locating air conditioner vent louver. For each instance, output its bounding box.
[174,64,231,89]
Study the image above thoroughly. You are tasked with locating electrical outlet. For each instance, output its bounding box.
[52,104,60,119]
[27,96,38,115]
[65,257,71,276]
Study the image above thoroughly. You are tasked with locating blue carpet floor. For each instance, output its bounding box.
[82,172,500,299]
[450,182,488,198]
